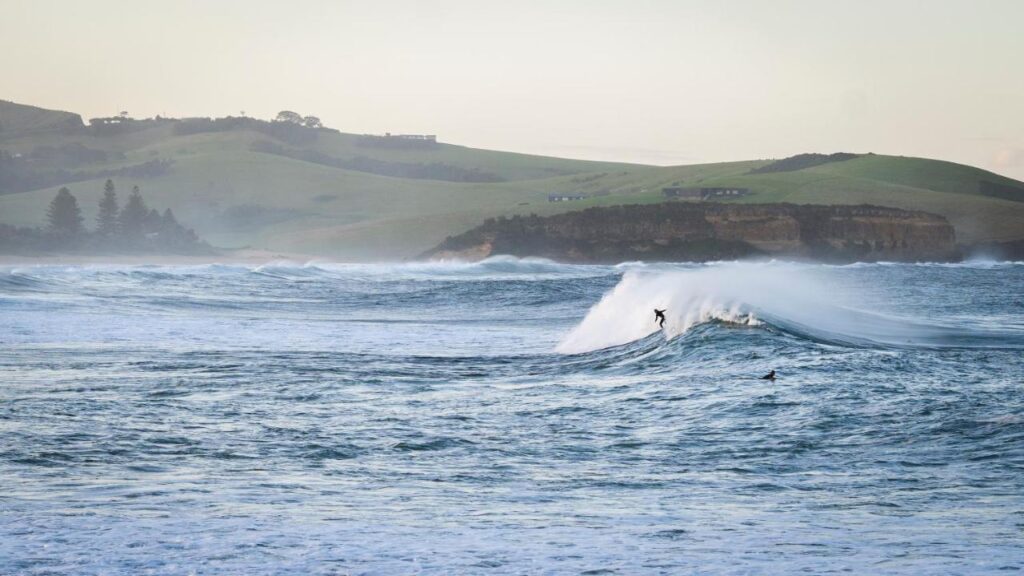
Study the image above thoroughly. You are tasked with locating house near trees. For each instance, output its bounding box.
[548,193,587,202]
[663,186,750,200]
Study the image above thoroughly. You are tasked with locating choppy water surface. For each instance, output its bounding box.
[2,258,1023,574]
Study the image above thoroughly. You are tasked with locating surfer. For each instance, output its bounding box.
[654,308,667,329]
[761,370,776,381]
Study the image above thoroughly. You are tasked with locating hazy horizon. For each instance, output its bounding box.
[2,0,1023,179]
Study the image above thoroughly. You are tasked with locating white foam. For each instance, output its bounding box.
[553,261,996,354]
[556,264,803,353]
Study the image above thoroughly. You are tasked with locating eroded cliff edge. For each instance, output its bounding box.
[423,203,958,263]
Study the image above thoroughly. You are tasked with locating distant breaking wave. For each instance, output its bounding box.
[557,263,1024,354]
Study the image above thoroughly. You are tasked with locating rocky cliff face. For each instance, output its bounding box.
[423,203,958,263]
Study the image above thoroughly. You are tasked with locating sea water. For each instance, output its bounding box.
[1,258,1022,574]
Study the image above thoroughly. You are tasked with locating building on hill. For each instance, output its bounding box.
[663,186,750,200]
[662,186,703,199]
[89,116,129,126]
[702,187,749,198]
[381,133,436,142]
[356,133,439,148]
[548,193,587,202]
[402,134,436,142]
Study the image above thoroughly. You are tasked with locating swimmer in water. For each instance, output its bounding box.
[654,308,666,329]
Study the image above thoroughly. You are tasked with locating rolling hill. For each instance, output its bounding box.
[2,99,1023,260]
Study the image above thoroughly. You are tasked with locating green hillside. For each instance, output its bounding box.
[0,100,84,134]
[2,100,1022,259]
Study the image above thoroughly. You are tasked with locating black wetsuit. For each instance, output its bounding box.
[654,309,666,328]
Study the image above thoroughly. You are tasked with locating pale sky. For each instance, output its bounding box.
[2,0,1023,179]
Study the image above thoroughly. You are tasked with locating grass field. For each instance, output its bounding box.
[2,100,1023,259]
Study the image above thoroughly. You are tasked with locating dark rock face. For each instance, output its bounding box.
[424,203,958,263]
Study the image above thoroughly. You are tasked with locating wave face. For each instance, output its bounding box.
[2,258,1024,574]
[558,263,1024,353]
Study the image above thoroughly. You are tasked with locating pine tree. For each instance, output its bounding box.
[161,207,179,230]
[144,208,161,235]
[156,208,182,248]
[96,179,119,238]
[46,187,84,237]
[160,208,182,239]
[118,185,149,243]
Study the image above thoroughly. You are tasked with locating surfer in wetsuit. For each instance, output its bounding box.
[654,308,667,329]
[761,370,776,381]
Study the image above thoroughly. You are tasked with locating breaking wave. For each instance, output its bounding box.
[557,263,1024,354]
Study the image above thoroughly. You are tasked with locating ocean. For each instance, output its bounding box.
[1,258,1023,574]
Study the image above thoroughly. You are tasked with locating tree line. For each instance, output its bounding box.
[749,152,862,174]
[0,180,210,254]
[0,150,172,195]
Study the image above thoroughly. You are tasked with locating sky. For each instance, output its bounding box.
[2,0,1023,179]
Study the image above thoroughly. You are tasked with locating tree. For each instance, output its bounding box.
[47,187,84,236]
[275,110,303,124]
[302,115,322,129]
[118,185,149,241]
[156,208,192,248]
[161,207,179,228]
[160,208,184,238]
[96,179,119,238]
[144,208,162,234]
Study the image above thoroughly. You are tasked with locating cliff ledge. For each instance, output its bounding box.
[423,203,957,263]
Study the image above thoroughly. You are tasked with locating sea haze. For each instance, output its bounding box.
[2,259,1023,574]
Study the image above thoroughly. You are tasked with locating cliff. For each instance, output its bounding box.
[423,203,958,263]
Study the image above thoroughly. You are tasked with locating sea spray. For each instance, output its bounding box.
[554,262,1023,353]
[556,264,788,353]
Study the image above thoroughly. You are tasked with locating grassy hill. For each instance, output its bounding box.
[0,100,84,134]
[2,100,1022,259]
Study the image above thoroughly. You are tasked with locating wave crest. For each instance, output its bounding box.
[556,263,1024,354]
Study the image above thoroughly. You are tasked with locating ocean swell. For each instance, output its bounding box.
[557,263,1024,354]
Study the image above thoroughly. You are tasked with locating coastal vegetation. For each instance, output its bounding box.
[748,152,861,174]
[0,179,208,254]
[1,100,1022,260]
